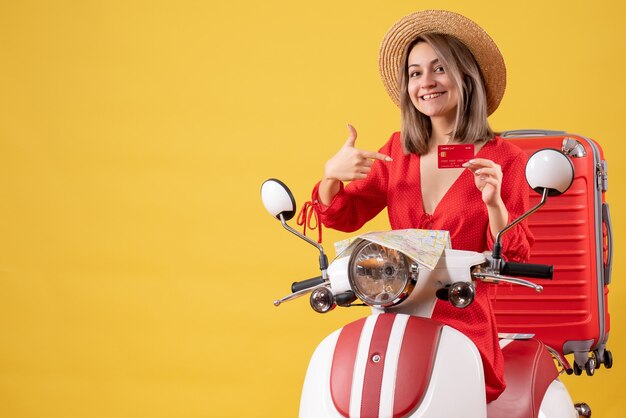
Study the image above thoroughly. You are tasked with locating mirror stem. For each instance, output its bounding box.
[280,214,329,280]
[491,188,549,272]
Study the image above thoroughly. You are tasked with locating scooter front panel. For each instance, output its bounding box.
[330,313,444,418]
[300,313,488,418]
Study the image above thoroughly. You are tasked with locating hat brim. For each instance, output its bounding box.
[378,10,506,115]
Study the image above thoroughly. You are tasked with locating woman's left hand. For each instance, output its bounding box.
[463,158,503,207]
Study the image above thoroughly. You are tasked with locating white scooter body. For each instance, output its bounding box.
[299,249,578,418]
[300,314,487,417]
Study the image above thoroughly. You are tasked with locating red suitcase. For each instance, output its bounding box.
[491,129,612,376]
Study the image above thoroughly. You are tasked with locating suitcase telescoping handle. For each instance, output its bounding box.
[500,129,567,138]
[501,261,553,279]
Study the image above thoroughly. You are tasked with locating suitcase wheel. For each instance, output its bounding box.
[602,350,613,369]
[573,361,583,376]
[584,357,596,376]
[573,355,597,376]
[593,348,614,369]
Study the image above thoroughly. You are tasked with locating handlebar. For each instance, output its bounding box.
[291,276,325,293]
[501,261,553,279]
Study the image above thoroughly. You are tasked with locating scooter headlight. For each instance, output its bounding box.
[348,240,416,307]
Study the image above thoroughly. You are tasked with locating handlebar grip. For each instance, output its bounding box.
[501,262,554,279]
[291,276,324,293]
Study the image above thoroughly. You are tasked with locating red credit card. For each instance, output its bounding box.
[438,144,474,168]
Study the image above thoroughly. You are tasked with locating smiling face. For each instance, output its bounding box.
[406,41,459,123]
[398,33,494,155]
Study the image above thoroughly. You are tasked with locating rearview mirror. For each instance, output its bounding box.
[526,148,575,196]
[261,178,297,221]
[492,148,575,269]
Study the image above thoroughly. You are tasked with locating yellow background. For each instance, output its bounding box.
[0,0,624,417]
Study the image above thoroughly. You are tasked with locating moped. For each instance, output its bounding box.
[261,148,591,418]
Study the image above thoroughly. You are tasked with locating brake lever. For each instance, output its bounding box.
[273,282,328,307]
[473,272,543,292]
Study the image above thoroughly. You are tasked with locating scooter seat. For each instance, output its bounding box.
[487,339,559,418]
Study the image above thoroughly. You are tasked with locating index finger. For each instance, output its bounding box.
[362,150,393,162]
[463,158,496,168]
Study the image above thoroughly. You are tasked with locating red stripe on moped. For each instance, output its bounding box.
[331,317,366,417]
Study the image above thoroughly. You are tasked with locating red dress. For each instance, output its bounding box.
[311,133,534,402]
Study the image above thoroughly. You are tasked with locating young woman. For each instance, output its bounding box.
[305,10,533,402]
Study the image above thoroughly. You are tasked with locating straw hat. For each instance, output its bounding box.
[378,10,506,115]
